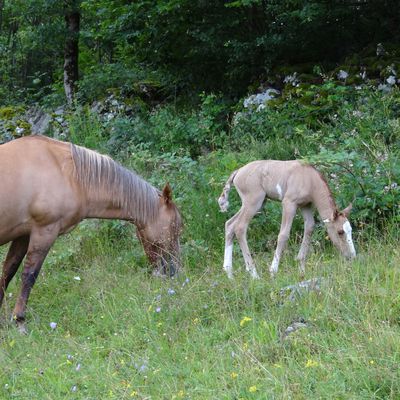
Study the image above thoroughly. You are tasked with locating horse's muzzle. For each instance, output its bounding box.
[156,256,180,277]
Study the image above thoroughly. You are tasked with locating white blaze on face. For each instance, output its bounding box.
[343,220,356,257]
[276,183,283,200]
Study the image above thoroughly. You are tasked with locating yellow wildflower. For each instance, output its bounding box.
[249,386,257,393]
[240,316,252,327]
[230,372,238,379]
[305,359,319,368]
[130,390,138,397]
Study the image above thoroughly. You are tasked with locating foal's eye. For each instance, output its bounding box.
[338,230,344,235]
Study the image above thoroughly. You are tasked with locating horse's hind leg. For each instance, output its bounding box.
[296,206,315,276]
[0,236,29,307]
[13,226,58,333]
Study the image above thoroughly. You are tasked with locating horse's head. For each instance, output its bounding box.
[325,204,356,260]
[136,183,182,276]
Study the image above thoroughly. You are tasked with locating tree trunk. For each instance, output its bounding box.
[64,0,80,105]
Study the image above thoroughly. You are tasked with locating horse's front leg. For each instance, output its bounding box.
[0,236,29,307]
[270,200,297,277]
[296,206,315,277]
[13,226,58,334]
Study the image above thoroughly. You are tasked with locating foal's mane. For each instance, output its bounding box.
[71,144,159,224]
[312,165,339,217]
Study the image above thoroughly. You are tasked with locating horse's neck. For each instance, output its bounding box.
[83,195,133,221]
[311,177,337,221]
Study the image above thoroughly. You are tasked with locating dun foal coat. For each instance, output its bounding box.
[0,135,182,332]
[218,160,356,279]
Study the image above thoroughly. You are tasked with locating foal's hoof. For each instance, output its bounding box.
[16,321,28,335]
[251,272,260,280]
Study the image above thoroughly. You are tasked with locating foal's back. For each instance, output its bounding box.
[233,160,317,205]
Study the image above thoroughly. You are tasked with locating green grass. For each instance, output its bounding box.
[1,219,399,399]
[1,147,399,399]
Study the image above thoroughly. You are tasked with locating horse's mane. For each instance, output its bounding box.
[71,143,159,224]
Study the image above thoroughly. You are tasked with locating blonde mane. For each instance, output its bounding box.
[71,143,159,224]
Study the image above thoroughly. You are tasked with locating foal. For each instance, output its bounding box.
[218,160,356,279]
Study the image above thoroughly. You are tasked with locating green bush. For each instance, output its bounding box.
[230,84,400,224]
[106,94,229,157]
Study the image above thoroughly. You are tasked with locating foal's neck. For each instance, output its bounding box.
[311,175,337,221]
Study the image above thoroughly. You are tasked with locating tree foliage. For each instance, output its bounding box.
[1,0,400,103]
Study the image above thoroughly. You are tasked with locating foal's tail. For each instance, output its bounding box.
[218,170,238,212]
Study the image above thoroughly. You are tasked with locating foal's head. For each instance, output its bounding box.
[136,184,182,276]
[325,204,356,259]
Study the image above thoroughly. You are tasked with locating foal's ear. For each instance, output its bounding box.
[341,203,353,217]
[162,183,173,204]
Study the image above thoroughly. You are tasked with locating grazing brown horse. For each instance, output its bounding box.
[218,160,356,279]
[0,135,182,333]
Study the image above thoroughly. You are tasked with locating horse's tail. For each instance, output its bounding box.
[218,169,238,212]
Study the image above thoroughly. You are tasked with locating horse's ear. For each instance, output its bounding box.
[162,183,173,204]
[341,203,353,218]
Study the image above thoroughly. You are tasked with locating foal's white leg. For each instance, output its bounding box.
[234,194,265,279]
[235,215,259,279]
[223,215,238,279]
[296,206,315,276]
[270,200,297,277]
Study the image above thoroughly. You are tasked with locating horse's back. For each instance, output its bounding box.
[0,136,81,244]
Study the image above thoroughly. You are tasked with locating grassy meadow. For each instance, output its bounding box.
[0,147,399,400]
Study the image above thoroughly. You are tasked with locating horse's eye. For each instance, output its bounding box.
[338,230,344,235]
